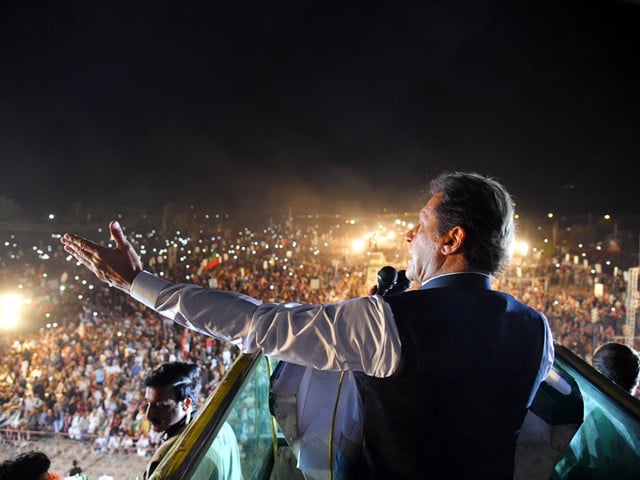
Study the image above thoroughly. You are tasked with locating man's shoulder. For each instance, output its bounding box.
[387,285,546,320]
[150,435,178,462]
[493,290,546,318]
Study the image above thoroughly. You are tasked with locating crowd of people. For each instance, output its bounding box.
[498,258,631,364]
[0,214,372,459]
[0,209,637,463]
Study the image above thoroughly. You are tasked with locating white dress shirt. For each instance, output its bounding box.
[131,271,401,377]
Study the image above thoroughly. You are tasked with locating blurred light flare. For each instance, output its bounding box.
[351,239,366,253]
[0,292,23,330]
[516,241,529,256]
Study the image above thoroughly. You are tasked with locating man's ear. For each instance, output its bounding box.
[441,226,466,255]
[181,397,192,411]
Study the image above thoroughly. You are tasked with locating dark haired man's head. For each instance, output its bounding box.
[0,451,50,480]
[406,171,515,283]
[430,171,515,274]
[593,342,640,395]
[143,362,201,433]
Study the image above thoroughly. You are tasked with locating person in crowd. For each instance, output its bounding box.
[136,432,152,458]
[0,450,51,480]
[61,170,553,479]
[142,361,242,480]
[68,459,82,476]
[592,342,640,395]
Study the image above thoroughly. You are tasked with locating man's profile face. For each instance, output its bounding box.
[145,385,187,433]
[405,193,446,283]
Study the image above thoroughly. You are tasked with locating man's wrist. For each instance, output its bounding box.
[130,271,172,309]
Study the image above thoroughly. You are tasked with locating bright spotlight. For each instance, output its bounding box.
[0,293,23,329]
[516,241,529,256]
[351,239,366,253]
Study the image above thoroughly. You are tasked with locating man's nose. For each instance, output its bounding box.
[406,226,417,242]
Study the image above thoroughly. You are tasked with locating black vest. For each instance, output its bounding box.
[337,277,548,479]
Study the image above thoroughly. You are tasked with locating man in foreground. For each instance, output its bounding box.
[143,361,242,479]
[0,451,51,480]
[62,171,553,479]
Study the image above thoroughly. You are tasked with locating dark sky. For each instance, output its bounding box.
[1,0,639,218]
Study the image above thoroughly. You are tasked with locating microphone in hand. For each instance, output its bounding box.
[375,266,412,296]
[376,265,398,296]
[386,269,411,295]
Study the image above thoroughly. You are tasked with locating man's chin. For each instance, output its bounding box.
[405,268,416,283]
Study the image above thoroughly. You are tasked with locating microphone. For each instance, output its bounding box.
[376,266,398,296]
[386,269,411,295]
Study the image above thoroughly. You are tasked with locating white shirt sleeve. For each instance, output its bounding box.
[131,271,401,377]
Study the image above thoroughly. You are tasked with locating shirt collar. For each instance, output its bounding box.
[162,415,188,442]
[420,272,492,290]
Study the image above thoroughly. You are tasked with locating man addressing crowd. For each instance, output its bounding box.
[61,171,553,479]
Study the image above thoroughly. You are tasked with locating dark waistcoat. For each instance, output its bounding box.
[337,274,548,480]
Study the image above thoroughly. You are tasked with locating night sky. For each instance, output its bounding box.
[1,0,639,219]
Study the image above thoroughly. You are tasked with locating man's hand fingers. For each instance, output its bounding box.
[109,220,128,249]
[62,233,97,253]
[61,233,103,265]
[63,242,95,267]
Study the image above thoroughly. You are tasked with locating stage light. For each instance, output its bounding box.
[0,293,22,330]
[351,239,366,253]
[516,241,529,257]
